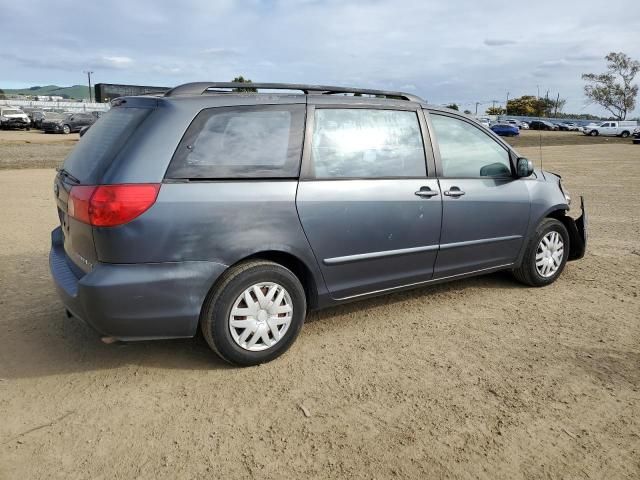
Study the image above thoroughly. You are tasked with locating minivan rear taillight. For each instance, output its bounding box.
[68,184,161,227]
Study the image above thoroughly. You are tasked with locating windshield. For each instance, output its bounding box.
[2,109,22,116]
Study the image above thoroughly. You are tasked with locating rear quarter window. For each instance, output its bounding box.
[63,106,151,183]
[166,104,305,179]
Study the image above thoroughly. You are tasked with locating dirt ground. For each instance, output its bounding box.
[0,130,79,170]
[0,132,639,479]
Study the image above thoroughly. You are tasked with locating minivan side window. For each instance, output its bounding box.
[167,104,305,179]
[310,109,426,178]
[430,114,512,178]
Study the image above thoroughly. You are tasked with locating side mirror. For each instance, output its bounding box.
[517,157,534,177]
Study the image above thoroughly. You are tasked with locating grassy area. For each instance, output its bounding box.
[1,84,89,100]
[505,130,634,148]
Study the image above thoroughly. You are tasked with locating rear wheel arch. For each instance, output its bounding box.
[201,250,318,320]
[243,251,318,310]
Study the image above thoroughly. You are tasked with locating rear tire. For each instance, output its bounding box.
[621,131,630,138]
[513,218,570,287]
[200,260,306,366]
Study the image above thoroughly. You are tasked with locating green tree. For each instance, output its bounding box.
[485,106,504,115]
[445,103,459,111]
[582,52,639,119]
[231,75,257,92]
[0,88,5,100]
[506,95,565,117]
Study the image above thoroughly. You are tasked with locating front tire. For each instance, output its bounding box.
[513,218,570,287]
[62,124,71,134]
[201,260,306,366]
[589,130,598,136]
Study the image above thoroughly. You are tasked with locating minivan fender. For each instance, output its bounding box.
[221,248,330,311]
[516,201,586,267]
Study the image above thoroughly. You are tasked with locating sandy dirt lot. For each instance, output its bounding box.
[0,130,79,170]
[0,134,639,479]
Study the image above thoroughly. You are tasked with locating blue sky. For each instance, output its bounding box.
[1,0,639,115]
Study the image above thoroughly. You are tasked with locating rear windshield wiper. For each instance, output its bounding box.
[56,167,81,184]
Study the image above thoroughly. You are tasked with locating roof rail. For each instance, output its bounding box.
[163,82,424,102]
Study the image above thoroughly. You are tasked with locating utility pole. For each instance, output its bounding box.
[83,70,94,103]
[475,102,480,115]
[505,92,509,116]
[554,92,560,117]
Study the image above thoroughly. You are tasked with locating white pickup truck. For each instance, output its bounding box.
[582,120,637,137]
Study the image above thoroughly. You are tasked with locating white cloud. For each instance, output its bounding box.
[0,0,638,116]
[100,56,134,68]
[484,39,518,47]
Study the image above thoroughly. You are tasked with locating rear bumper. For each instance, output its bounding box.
[49,227,227,340]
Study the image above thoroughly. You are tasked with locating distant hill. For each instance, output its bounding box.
[1,85,90,100]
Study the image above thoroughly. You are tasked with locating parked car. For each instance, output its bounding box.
[42,111,101,134]
[27,110,49,129]
[529,120,558,131]
[503,119,522,129]
[562,122,581,131]
[491,123,520,136]
[0,107,31,130]
[476,117,491,128]
[50,82,587,366]
[582,120,637,137]
[519,121,530,130]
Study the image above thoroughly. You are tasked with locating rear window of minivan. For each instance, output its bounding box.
[166,104,305,179]
[63,106,151,183]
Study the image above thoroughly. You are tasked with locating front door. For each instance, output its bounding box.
[600,122,616,136]
[427,111,531,278]
[296,105,442,300]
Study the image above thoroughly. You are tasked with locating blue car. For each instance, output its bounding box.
[491,123,519,136]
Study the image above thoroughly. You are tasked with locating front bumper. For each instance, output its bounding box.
[49,227,227,340]
[566,196,587,261]
[42,124,63,133]
[2,119,29,128]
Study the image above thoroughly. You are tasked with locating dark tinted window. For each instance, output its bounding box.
[167,104,305,179]
[431,114,512,177]
[62,106,151,183]
[310,109,426,178]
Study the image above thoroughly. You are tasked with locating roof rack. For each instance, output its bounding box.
[163,82,424,102]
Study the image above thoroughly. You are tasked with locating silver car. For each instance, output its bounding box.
[50,82,587,365]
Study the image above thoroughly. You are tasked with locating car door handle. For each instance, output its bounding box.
[444,187,466,197]
[414,187,439,198]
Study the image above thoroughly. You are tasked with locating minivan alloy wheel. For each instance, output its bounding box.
[229,282,293,351]
[536,231,564,278]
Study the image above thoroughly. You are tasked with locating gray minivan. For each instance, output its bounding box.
[50,82,586,365]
